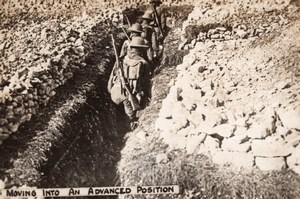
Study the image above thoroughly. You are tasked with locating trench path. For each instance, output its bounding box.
[0,6,192,199]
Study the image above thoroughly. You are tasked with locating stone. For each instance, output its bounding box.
[234,126,248,136]
[278,109,300,130]
[247,124,271,139]
[251,139,290,157]
[276,125,290,136]
[211,34,220,39]
[195,123,214,134]
[156,153,169,164]
[222,138,251,153]
[212,151,254,169]
[216,27,227,32]
[177,125,195,137]
[274,80,290,90]
[285,130,300,148]
[212,88,226,107]
[186,133,207,154]
[155,118,174,133]
[0,42,6,50]
[189,110,204,126]
[255,157,286,171]
[159,100,174,119]
[255,102,265,112]
[226,110,236,125]
[210,124,236,138]
[167,134,187,150]
[203,110,223,127]
[287,149,300,175]
[171,118,189,133]
[8,54,16,62]
[136,131,147,143]
[202,136,220,154]
[235,29,248,39]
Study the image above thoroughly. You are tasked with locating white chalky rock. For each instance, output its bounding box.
[195,123,214,135]
[278,109,300,130]
[189,110,204,126]
[201,136,220,155]
[247,124,271,139]
[234,126,248,136]
[284,130,300,148]
[210,124,236,138]
[255,157,286,171]
[155,117,174,133]
[287,148,300,175]
[212,151,254,169]
[276,125,290,136]
[274,80,290,90]
[136,131,147,143]
[222,137,251,153]
[156,153,169,164]
[177,126,195,137]
[167,134,187,150]
[159,98,174,119]
[251,138,291,157]
[186,133,207,154]
[203,110,223,127]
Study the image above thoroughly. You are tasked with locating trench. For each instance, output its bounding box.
[0,5,192,198]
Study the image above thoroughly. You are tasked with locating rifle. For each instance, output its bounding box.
[152,5,164,38]
[121,26,131,42]
[124,14,131,27]
[111,34,141,111]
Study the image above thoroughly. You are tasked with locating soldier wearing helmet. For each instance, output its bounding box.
[141,12,159,64]
[122,37,151,130]
[120,23,153,64]
[148,0,166,43]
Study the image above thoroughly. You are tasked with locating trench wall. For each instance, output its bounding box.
[0,0,196,148]
[155,0,300,174]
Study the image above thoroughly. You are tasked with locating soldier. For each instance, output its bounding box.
[141,12,159,64]
[120,23,153,64]
[108,37,150,130]
[122,37,151,130]
[148,0,166,43]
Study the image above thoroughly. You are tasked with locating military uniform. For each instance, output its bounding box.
[110,37,150,130]
[147,0,166,43]
[120,23,153,63]
[141,12,159,64]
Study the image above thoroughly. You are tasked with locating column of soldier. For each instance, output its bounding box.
[108,0,166,130]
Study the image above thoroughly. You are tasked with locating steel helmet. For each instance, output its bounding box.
[129,23,143,33]
[141,12,153,20]
[130,37,148,48]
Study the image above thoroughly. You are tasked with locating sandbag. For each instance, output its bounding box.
[110,83,126,105]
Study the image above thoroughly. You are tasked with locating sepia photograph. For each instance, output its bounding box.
[0,0,299,198]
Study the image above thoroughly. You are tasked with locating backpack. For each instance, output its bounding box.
[123,55,147,80]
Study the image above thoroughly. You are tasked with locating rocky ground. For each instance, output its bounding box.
[157,7,300,173]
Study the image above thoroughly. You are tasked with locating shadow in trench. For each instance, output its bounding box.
[39,77,129,199]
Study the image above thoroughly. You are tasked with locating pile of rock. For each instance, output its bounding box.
[179,0,294,50]
[0,11,125,145]
[155,17,300,174]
